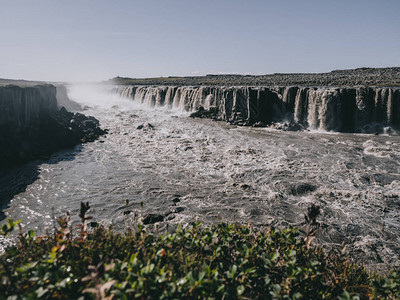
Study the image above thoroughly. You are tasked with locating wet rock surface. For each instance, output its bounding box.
[190,106,220,120]
[142,213,164,224]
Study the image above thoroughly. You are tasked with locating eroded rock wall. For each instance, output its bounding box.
[0,84,58,129]
[0,84,105,168]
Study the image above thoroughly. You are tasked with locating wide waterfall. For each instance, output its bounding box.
[111,85,400,133]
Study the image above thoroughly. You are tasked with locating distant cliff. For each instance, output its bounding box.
[110,67,400,87]
[0,84,105,168]
[56,85,82,112]
[112,85,400,134]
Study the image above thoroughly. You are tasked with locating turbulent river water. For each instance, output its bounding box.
[1,85,400,271]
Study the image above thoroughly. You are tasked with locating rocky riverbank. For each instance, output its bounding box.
[0,84,106,168]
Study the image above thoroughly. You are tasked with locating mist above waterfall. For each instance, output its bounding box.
[67,84,142,111]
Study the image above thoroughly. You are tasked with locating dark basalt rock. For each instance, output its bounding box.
[270,121,305,132]
[0,83,107,168]
[173,206,185,213]
[172,197,181,204]
[190,106,220,120]
[136,122,154,130]
[143,213,164,224]
[0,107,107,168]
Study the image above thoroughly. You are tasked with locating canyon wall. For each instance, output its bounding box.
[0,84,58,129]
[112,85,400,133]
[0,84,105,167]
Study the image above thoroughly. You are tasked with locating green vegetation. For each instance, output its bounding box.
[0,203,399,299]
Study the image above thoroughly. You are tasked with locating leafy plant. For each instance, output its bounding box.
[0,203,398,299]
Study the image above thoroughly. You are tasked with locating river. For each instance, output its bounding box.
[1,84,400,270]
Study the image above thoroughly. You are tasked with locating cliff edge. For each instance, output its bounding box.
[0,84,106,168]
[110,67,400,87]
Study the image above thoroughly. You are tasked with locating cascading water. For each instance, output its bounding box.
[1,84,400,271]
[111,85,400,133]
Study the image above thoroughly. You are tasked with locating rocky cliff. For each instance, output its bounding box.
[110,67,400,87]
[0,84,105,168]
[111,85,400,134]
[0,84,58,129]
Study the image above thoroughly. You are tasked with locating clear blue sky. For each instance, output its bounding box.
[0,0,399,82]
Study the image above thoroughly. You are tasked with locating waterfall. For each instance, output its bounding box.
[110,85,400,133]
[293,88,309,125]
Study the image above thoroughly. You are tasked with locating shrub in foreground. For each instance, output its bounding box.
[0,207,399,299]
